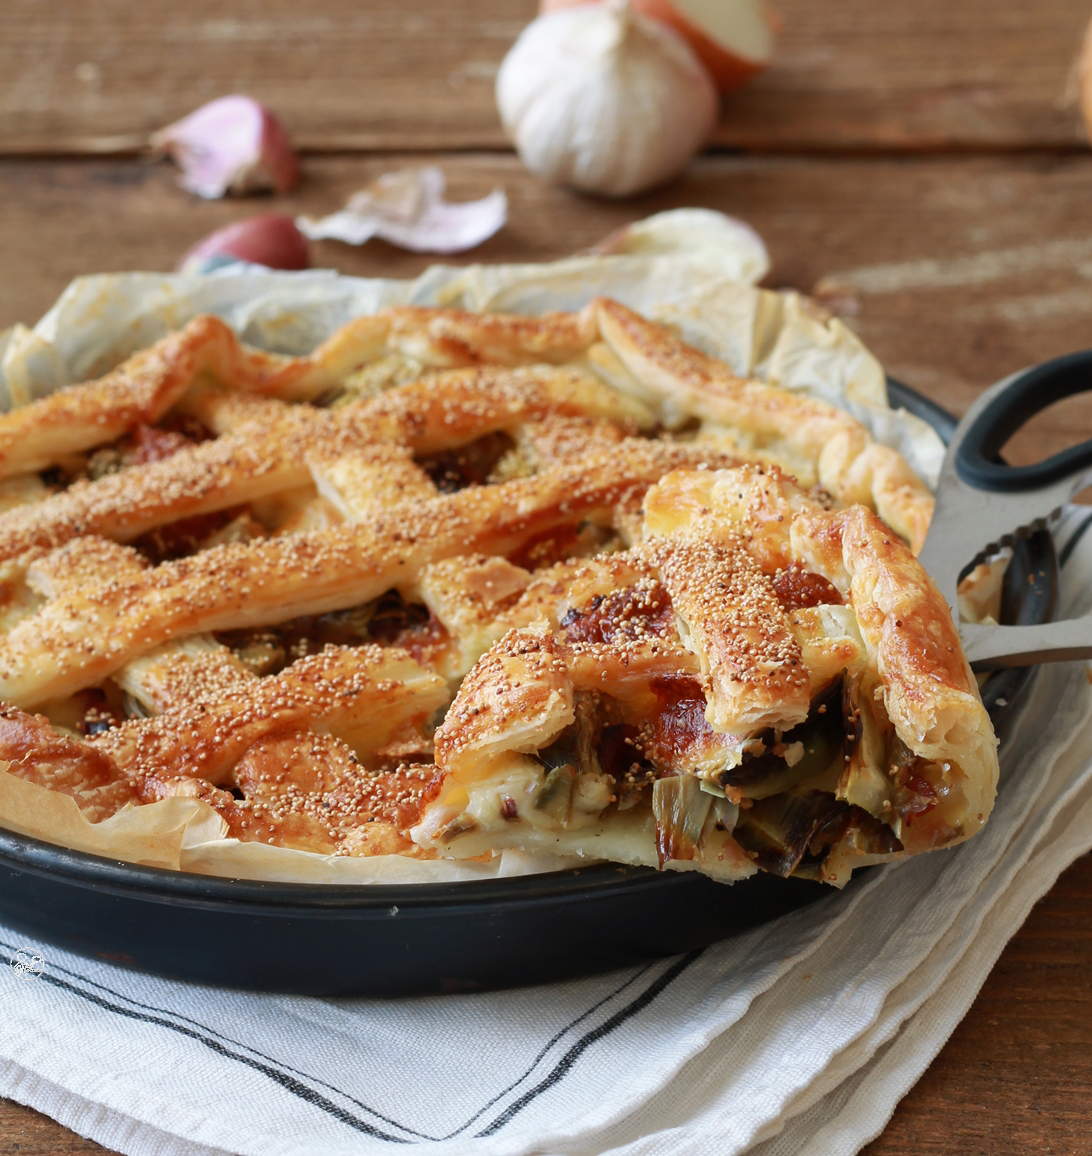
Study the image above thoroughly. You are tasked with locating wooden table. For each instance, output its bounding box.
[1,2,1091,1152]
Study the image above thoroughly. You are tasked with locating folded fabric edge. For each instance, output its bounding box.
[742,771,1092,1156]
[0,1057,231,1156]
[744,676,1092,1152]
[785,783,1092,1156]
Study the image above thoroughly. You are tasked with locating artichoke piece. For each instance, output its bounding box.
[571,692,606,778]
[839,675,894,819]
[652,774,713,867]
[535,691,604,776]
[700,795,740,845]
[436,813,479,842]
[734,788,902,879]
[531,691,607,826]
[734,789,848,876]
[821,818,903,886]
[720,677,844,798]
[534,764,576,825]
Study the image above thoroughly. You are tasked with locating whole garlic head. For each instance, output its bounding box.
[496,0,719,198]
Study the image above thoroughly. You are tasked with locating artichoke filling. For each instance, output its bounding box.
[418,666,969,885]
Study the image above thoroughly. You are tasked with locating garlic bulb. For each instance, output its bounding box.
[496,0,718,198]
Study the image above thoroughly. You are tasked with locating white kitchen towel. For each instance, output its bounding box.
[1,510,1092,1156]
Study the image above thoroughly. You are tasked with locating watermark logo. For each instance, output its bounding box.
[9,949,45,982]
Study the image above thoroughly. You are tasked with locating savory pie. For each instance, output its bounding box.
[0,297,997,885]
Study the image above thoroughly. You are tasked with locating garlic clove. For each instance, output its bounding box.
[297,166,507,254]
[589,207,770,283]
[176,214,311,273]
[497,3,718,198]
[151,95,301,199]
[540,0,779,92]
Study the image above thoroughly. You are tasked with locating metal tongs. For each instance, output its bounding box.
[919,351,1092,669]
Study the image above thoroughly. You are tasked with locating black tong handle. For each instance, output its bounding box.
[956,350,1092,492]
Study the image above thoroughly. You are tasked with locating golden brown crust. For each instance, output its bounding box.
[220,729,441,856]
[644,535,810,733]
[0,297,995,881]
[791,504,997,849]
[434,628,574,784]
[0,703,131,811]
[0,317,221,478]
[594,298,935,552]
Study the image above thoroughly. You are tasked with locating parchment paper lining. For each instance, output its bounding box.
[0,220,946,882]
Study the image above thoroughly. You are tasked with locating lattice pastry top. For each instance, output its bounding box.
[0,296,995,885]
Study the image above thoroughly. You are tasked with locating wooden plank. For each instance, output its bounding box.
[0,1099,110,1154]
[1,0,1090,155]
[0,0,536,154]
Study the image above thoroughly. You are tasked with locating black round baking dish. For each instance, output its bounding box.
[0,835,838,995]
[0,380,1054,995]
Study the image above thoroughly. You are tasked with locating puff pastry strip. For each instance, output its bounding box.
[0,440,739,707]
[90,644,447,784]
[0,313,370,479]
[0,305,605,481]
[384,304,599,367]
[644,535,810,734]
[0,365,641,565]
[0,704,138,821]
[219,729,443,856]
[593,299,934,552]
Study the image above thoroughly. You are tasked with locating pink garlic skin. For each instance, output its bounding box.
[176,214,311,272]
[152,95,301,199]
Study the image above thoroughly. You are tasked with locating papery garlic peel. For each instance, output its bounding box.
[297,166,507,254]
[176,214,311,273]
[497,0,718,198]
[540,0,778,92]
[152,95,300,200]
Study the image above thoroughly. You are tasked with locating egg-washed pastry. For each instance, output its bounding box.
[0,297,996,885]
